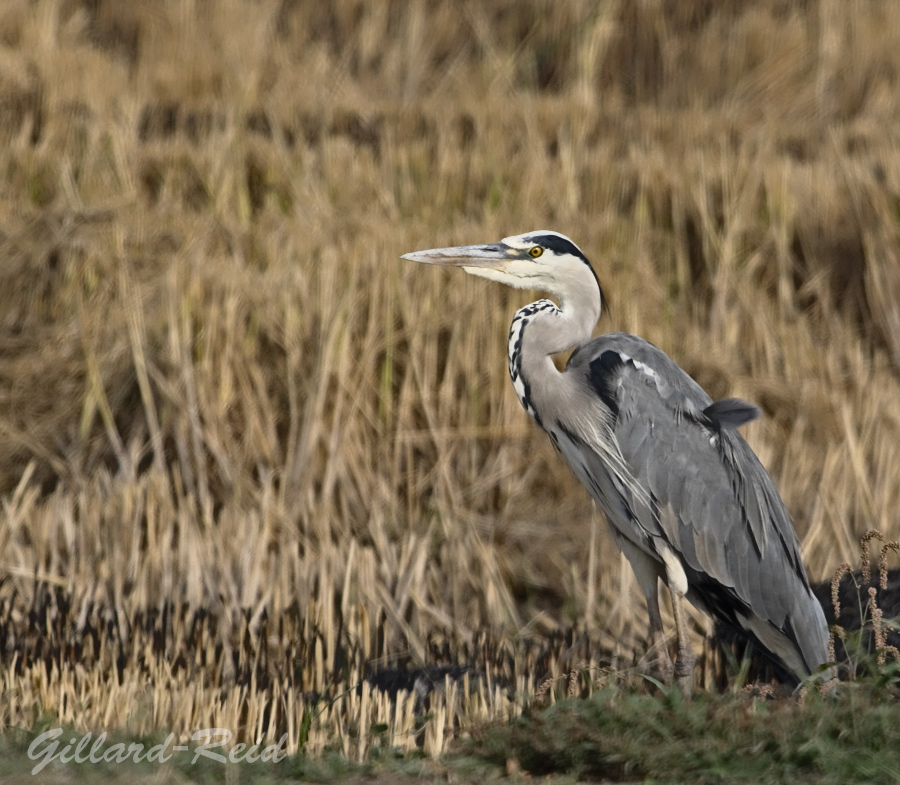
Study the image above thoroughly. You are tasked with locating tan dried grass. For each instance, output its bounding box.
[0,0,899,758]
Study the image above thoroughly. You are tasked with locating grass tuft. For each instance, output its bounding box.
[0,0,898,773]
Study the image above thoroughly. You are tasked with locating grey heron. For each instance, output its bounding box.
[402,230,831,692]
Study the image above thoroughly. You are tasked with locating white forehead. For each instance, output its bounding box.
[501,230,586,257]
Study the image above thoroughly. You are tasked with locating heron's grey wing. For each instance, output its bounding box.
[567,333,829,677]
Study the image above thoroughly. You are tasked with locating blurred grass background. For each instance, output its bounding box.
[0,0,899,760]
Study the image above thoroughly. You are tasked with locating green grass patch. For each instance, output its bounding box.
[460,682,900,784]
[4,682,900,783]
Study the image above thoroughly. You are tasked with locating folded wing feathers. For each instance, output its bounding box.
[702,398,761,430]
[569,334,828,677]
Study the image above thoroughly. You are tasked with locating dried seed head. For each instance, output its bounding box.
[831,563,852,618]
[880,542,899,591]
[534,677,554,699]
[861,529,885,585]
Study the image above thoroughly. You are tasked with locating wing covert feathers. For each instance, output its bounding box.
[565,333,830,679]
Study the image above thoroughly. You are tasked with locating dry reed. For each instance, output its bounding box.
[0,0,899,759]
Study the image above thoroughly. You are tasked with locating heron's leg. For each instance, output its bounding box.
[645,587,674,683]
[656,538,695,696]
[619,540,672,681]
[671,591,696,697]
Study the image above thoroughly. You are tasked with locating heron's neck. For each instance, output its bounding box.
[546,282,601,354]
[507,283,601,423]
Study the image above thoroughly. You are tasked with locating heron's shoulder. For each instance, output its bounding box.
[568,333,679,373]
[567,333,711,408]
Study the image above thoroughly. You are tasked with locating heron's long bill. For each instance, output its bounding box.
[401,243,509,270]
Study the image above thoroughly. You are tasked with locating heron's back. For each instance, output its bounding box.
[558,332,830,679]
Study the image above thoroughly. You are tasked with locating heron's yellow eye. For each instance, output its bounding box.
[529,246,543,258]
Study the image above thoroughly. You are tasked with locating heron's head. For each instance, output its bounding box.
[401,230,601,303]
